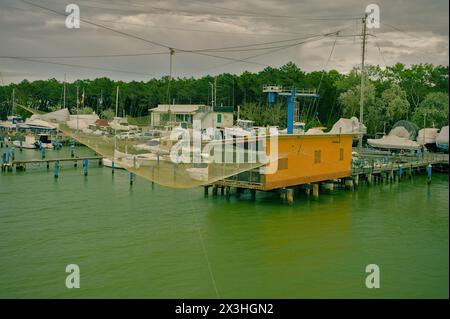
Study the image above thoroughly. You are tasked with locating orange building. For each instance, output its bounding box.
[216,133,354,191]
[261,134,353,190]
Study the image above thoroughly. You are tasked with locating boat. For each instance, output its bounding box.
[35,134,54,149]
[367,126,419,151]
[186,165,209,182]
[280,121,306,134]
[13,135,36,149]
[367,121,421,151]
[102,158,124,169]
[225,119,255,137]
[436,125,449,152]
[417,128,440,151]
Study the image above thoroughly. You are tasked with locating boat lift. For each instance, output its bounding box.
[263,85,319,134]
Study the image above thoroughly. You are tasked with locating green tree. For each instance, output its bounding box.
[101,108,115,120]
[412,92,449,128]
[380,84,410,124]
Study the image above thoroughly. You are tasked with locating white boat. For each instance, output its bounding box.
[367,124,421,151]
[120,153,160,168]
[436,126,449,152]
[35,134,54,149]
[102,158,124,169]
[186,166,209,182]
[417,128,440,151]
[225,119,255,137]
[13,135,36,149]
[367,135,421,150]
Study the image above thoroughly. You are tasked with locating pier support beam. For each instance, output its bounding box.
[312,183,319,201]
[367,173,372,185]
[54,161,59,179]
[427,164,432,184]
[398,165,403,180]
[345,178,354,190]
[305,184,311,197]
[212,185,218,196]
[286,188,294,205]
[354,174,359,187]
[204,186,209,196]
[225,186,231,198]
[279,189,286,201]
[83,159,88,176]
[129,172,134,185]
[321,181,334,194]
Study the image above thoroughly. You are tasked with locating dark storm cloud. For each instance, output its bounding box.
[0,0,448,83]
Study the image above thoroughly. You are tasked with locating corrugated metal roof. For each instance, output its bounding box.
[150,104,203,113]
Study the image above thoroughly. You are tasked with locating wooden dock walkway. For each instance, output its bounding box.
[207,152,448,203]
[1,155,103,172]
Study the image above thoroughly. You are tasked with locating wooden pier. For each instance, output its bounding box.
[208,152,449,204]
[1,156,103,172]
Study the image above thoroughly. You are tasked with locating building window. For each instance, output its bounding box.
[314,150,321,164]
[217,113,222,123]
[340,148,344,161]
[278,158,288,170]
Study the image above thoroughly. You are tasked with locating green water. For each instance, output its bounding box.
[0,147,448,298]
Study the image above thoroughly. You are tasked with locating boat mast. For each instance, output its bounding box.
[359,14,368,150]
[167,48,174,104]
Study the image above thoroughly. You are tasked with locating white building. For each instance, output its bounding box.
[149,104,233,129]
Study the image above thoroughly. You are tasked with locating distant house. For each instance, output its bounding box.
[94,119,109,128]
[149,104,233,129]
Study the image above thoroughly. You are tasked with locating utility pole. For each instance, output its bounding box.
[12,88,15,115]
[214,77,217,108]
[358,14,368,150]
[209,82,214,107]
[115,86,119,117]
[76,86,79,131]
[167,48,175,104]
[63,73,66,109]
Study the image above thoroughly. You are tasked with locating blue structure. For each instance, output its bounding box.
[426,164,432,184]
[263,85,319,134]
[54,161,59,178]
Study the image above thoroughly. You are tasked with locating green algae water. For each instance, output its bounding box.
[0,147,448,298]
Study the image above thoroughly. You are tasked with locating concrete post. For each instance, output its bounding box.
[286,188,294,205]
[312,183,319,200]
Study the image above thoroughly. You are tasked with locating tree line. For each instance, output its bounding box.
[0,62,448,133]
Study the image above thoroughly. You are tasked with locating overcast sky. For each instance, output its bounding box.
[0,0,448,84]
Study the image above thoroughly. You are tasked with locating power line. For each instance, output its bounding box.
[0,52,168,59]
[72,1,364,21]
[3,57,157,76]
[96,18,318,37]
[17,0,314,68]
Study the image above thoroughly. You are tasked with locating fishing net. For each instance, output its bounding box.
[391,120,419,140]
[29,108,276,189]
